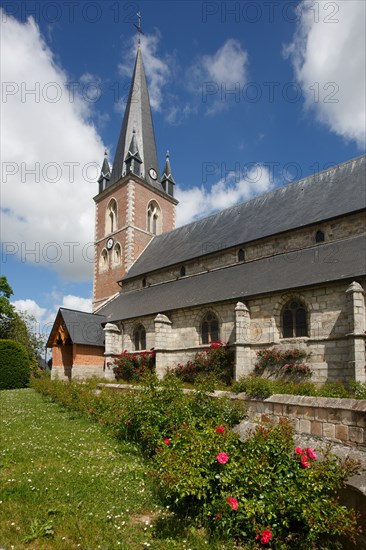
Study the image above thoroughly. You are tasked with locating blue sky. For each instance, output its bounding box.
[1,0,365,340]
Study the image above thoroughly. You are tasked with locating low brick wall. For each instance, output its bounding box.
[233,393,366,448]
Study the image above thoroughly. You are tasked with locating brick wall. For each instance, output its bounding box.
[93,175,176,309]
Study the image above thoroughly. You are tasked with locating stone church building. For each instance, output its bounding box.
[47,41,366,384]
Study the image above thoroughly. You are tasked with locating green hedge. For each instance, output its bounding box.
[0,339,31,389]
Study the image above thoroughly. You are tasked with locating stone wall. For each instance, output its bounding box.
[102,279,366,384]
[234,393,366,448]
[122,211,366,292]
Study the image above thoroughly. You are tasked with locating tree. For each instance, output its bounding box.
[0,276,16,338]
[0,276,46,373]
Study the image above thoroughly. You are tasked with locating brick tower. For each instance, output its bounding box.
[93,43,178,311]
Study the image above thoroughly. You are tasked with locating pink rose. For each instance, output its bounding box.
[216,452,229,464]
[295,447,304,455]
[301,455,310,468]
[164,437,171,445]
[306,447,317,459]
[215,426,225,434]
[226,496,238,510]
[260,528,273,544]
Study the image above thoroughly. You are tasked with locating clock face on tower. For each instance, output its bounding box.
[149,168,158,180]
[106,237,114,250]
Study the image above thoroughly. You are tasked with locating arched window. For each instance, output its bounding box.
[315,230,325,243]
[134,324,146,351]
[201,312,219,344]
[238,248,245,262]
[180,265,186,277]
[147,200,161,235]
[282,300,308,338]
[99,249,108,270]
[113,243,122,266]
[106,199,117,234]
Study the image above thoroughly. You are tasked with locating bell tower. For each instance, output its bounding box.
[93,34,178,311]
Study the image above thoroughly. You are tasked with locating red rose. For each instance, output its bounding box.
[164,437,171,445]
[295,447,304,455]
[215,426,225,433]
[306,447,317,459]
[216,452,229,464]
[260,528,273,544]
[301,455,310,468]
[226,496,238,510]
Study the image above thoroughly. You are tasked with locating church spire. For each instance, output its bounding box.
[109,37,161,190]
[160,150,176,197]
[98,151,111,193]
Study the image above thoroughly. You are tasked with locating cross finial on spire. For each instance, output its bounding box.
[135,11,145,47]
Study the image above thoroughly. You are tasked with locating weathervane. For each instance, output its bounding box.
[134,11,145,46]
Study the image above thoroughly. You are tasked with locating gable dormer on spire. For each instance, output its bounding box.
[124,128,142,177]
[109,45,162,190]
[98,151,111,193]
[160,150,176,197]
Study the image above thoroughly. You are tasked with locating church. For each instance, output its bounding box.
[47,37,366,385]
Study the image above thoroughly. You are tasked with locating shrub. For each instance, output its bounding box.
[117,374,245,456]
[32,376,362,548]
[173,341,234,385]
[317,381,351,398]
[112,349,155,382]
[255,347,312,377]
[348,380,366,400]
[154,418,361,548]
[0,339,31,389]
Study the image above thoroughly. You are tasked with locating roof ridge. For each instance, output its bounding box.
[145,153,366,241]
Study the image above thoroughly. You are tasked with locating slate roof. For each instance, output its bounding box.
[109,47,163,191]
[46,308,106,347]
[99,234,366,323]
[123,154,366,281]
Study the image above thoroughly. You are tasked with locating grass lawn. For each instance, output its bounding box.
[0,389,226,549]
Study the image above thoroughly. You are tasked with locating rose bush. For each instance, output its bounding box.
[254,347,312,378]
[173,341,234,384]
[112,349,155,382]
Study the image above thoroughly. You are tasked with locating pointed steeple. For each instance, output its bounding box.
[160,150,176,197]
[98,151,111,193]
[109,46,161,190]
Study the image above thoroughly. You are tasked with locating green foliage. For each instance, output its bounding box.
[255,347,312,377]
[173,342,234,385]
[0,275,16,337]
[154,419,361,548]
[0,339,31,389]
[348,380,366,400]
[232,376,366,400]
[6,311,46,374]
[31,377,362,548]
[318,381,351,398]
[0,277,45,375]
[22,519,55,543]
[112,350,155,381]
[116,374,245,456]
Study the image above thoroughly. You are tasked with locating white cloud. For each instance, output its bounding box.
[11,294,92,342]
[1,11,105,281]
[189,39,249,115]
[61,294,92,312]
[284,0,366,148]
[12,299,47,320]
[175,165,275,226]
[118,32,170,112]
